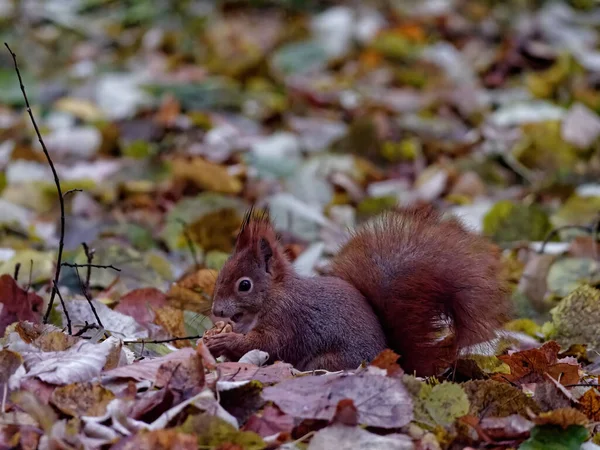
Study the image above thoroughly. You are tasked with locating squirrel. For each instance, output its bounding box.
[203,205,510,376]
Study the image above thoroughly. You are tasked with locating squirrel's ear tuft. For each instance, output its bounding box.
[259,237,274,273]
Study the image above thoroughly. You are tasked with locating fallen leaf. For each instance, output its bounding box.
[102,348,196,382]
[22,337,120,385]
[533,408,589,429]
[561,103,600,149]
[111,429,197,450]
[179,413,264,450]
[115,288,168,326]
[171,157,242,194]
[578,389,600,421]
[243,405,294,438]
[548,285,600,353]
[154,352,205,402]
[50,382,116,417]
[463,380,541,417]
[307,424,414,450]
[0,275,43,335]
[153,305,189,348]
[492,341,580,386]
[262,372,413,429]
[370,349,403,377]
[423,382,470,427]
[520,424,588,450]
[167,269,218,314]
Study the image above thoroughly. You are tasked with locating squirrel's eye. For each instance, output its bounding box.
[236,277,253,293]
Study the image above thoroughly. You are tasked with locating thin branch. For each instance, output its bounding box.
[177,218,199,267]
[25,259,33,293]
[62,262,121,272]
[74,266,104,329]
[64,188,83,197]
[13,263,20,281]
[538,224,593,254]
[74,321,100,337]
[81,242,94,291]
[4,43,67,324]
[123,335,203,345]
[53,281,72,335]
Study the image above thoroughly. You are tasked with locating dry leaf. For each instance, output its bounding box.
[532,407,589,429]
[50,382,116,417]
[579,389,600,421]
[262,372,413,428]
[0,275,43,335]
[171,157,242,194]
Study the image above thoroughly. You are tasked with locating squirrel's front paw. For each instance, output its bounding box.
[204,332,245,360]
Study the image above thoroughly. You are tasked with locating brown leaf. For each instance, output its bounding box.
[463,380,541,418]
[493,341,580,386]
[115,288,168,325]
[102,348,196,382]
[153,305,189,348]
[171,157,242,194]
[332,399,358,426]
[34,331,80,352]
[479,415,533,441]
[262,372,413,429]
[370,349,403,377]
[0,275,43,335]
[50,382,116,417]
[532,407,589,429]
[154,352,205,402]
[568,236,600,259]
[243,405,294,438]
[579,388,600,421]
[206,361,296,385]
[111,429,197,450]
[0,349,22,388]
[167,269,218,314]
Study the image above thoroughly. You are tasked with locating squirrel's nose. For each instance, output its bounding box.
[214,308,225,318]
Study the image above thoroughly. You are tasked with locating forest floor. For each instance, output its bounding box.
[2,1,600,449]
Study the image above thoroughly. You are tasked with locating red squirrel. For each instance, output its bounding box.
[203,205,510,376]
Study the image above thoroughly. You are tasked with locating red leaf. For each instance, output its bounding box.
[0,274,43,335]
[115,287,167,325]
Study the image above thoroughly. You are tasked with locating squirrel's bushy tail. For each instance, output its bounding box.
[329,206,510,376]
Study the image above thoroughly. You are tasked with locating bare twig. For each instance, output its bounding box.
[53,281,72,335]
[81,242,94,290]
[13,263,21,281]
[64,188,83,197]
[123,335,203,345]
[4,43,67,324]
[74,321,100,337]
[25,259,33,293]
[538,224,593,254]
[74,266,104,330]
[177,218,199,267]
[62,262,121,272]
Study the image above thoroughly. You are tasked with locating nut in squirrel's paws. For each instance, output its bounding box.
[203,320,233,338]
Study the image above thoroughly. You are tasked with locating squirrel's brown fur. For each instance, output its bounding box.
[205,206,510,376]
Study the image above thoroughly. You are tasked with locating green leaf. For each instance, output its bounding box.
[547,257,600,297]
[483,200,552,243]
[423,382,470,427]
[519,425,588,450]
